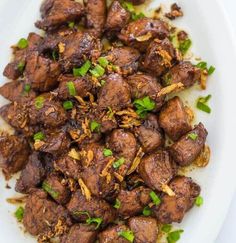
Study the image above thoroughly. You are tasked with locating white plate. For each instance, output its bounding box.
[0,0,236,242]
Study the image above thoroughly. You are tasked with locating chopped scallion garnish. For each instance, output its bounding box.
[195,196,204,207]
[17,38,28,49]
[63,100,73,110]
[68,21,75,28]
[196,94,212,113]
[103,148,113,157]
[89,64,105,77]
[24,84,31,93]
[86,217,103,229]
[14,206,24,222]
[142,206,151,216]
[161,224,172,233]
[167,230,184,243]
[67,81,77,96]
[90,120,101,132]
[42,181,59,199]
[196,62,215,75]
[33,131,45,141]
[178,39,192,55]
[17,61,25,73]
[114,198,121,209]
[113,157,125,169]
[73,60,91,77]
[149,191,161,206]
[118,230,135,242]
[187,132,198,140]
[133,96,155,118]
[98,57,109,68]
[35,96,45,109]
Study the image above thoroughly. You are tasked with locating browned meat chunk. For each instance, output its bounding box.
[67,190,116,225]
[23,189,72,236]
[98,224,130,243]
[127,73,165,110]
[169,123,208,166]
[107,129,137,176]
[35,0,84,31]
[159,96,192,141]
[0,134,30,178]
[79,143,119,200]
[61,224,97,243]
[128,216,158,243]
[54,154,82,179]
[106,47,140,76]
[162,61,201,88]
[105,1,130,36]
[118,18,169,51]
[98,74,131,111]
[57,75,93,100]
[25,52,61,92]
[138,150,176,191]
[154,176,200,223]
[143,38,177,76]
[0,80,36,103]
[3,61,22,80]
[85,0,106,37]
[117,186,151,217]
[165,3,183,20]
[134,114,164,153]
[15,152,46,193]
[29,96,67,127]
[43,174,70,204]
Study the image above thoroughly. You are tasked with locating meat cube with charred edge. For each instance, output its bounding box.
[159,96,192,141]
[154,176,200,223]
[169,122,208,166]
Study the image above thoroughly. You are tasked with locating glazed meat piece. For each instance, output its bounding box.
[105,1,130,36]
[3,33,43,80]
[116,186,152,217]
[154,176,200,223]
[54,154,82,179]
[15,152,46,193]
[162,61,201,88]
[36,130,71,156]
[98,224,131,243]
[28,96,67,127]
[128,216,158,243]
[67,190,116,225]
[134,114,164,153]
[57,75,93,100]
[59,32,101,71]
[169,123,208,166]
[143,38,177,77]
[79,143,119,200]
[127,73,165,110]
[106,47,140,76]
[23,189,72,236]
[0,80,36,103]
[107,129,137,176]
[35,0,84,31]
[97,74,131,111]
[0,134,30,178]
[85,0,106,37]
[159,96,192,141]
[61,224,97,243]
[25,52,61,92]
[138,150,176,191]
[118,18,170,51]
[43,173,70,204]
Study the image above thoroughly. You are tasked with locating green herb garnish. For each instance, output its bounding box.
[133,96,155,118]
[67,81,77,96]
[208,66,215,75]
[17,38,28,49]
[24,84,31,93]
[90,64,105,77]
[42,181,59,200]
[63,100,73,110]
[35,96,45,109]
[103,148,113,157]
[195,196,204,207]
[52,50,59,61]
[142,206,151,216]
[196,62,215,75]
[179,39,192,55]
[73,60,91,77]
[100,80,106,86]
[15,206,24,222]
[73,211,102,229]
[68,21,75,28]
[196,94,212,113]
[131,12,145,21]
[161,224,172,233]
[187,132,198,140]
[90,120,101,132]
[98,57,109,68]
[113,157,125,169]
[118,230,135,242]
[122,1,135,12]
[114,199,121,209]
[149,191,161,206]
[167,230,184,243]
[33,132,45,141]
[17,61,25,73]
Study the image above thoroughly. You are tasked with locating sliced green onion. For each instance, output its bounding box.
[103,148,113,157]
[86,217,103,229]
[113,157,125,169]
[63,100,73,110]
[89,64,105,78]
[161,224,172,233]
[15,206,24,222]
[17,61,25,73]
[35,96,45,109]
[42,181,59,200]
[195,196,204,207]
[178,39,192,55]
[98,57,109,68]
[73,60,91,77]
[122,1,135,12]
[187,132,198,140]
[131,12,145,21]
[100,80,106,86]
[67,81,77,96]
[150,191,161,206]
[17,38,28,49]
[114,199,121,209]
[142,206,151,216]
[196,94,212,113]
[196,61,207,70]
[208,66,215,75]
[90,120,101,132]
[24,84,31,93]
[167,230,184,243]
[133,96,156,118]
[118,230,135,242]
[68,21,75,28]
[33,131,45,141]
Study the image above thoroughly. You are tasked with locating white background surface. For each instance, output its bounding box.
[215,0,236,242]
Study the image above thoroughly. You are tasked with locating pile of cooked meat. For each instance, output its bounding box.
[0,0,209,242]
